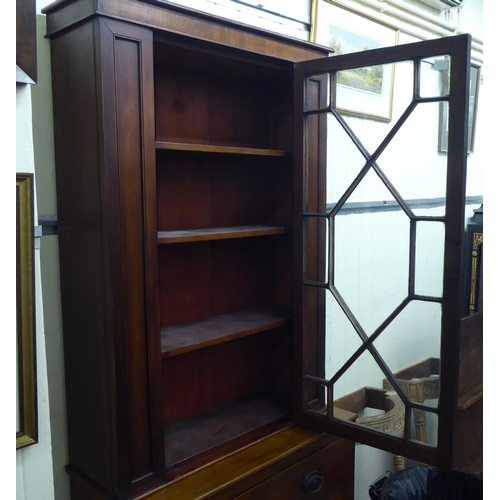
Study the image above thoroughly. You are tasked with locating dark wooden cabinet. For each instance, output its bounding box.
[43,0,481,498]
[43,1,354,498]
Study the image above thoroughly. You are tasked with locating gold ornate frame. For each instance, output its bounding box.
[16,173,38,449]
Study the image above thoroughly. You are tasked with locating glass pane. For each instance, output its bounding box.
[335,63,395,122]
[375,301,442,407]
[415,221,445,298]
[332,352,406,439]
[333,61,414,155]
[373,300,441,386]
[332,349,385,401]
[325,113,367,210]
[325,289,363,381]
[376,102,448,216]
[392,60,415,117]
[419,55,450,98]
[301,36,470,458]
[333,169,410,336]
[436,64,479,154]
[410,408,439,447]
[437,101,449,154]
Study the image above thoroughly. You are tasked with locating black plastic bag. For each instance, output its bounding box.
[372,466,482,500]
[380,467,430,500]
[425,468,483,500]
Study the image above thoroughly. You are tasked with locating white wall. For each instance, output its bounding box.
[25,1,484,499]
[30,3,70,498]
[16,83,56,500]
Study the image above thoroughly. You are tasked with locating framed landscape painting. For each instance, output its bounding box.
[310,0,400,121]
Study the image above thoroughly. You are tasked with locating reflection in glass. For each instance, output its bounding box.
[377,102,448,215]
[325,289,363,381]
[380,333,440,447]
[419,55,450,98]
[410,408,439,447]
[333,169,410,336]
[415,221,445,298]
[325,113,367,209]
[375,302,442,393]
[332,351,406,439]
[334,62,397,122]
[439,64,479,154]
[332,349,386,402]
[335,62,414,153]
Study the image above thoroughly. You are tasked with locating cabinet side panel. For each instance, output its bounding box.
[50,22,115,493]
[97,18,165,493]
[115,33,155,480]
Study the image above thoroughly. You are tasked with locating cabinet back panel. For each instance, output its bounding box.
[162,329,292,426]
[158,239,276,327]
[155,67,289,149]
[156,156,280,230]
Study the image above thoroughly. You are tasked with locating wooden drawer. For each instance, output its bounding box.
[234,438,354,500]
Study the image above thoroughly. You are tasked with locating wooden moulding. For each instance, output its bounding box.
[42,0,331,62]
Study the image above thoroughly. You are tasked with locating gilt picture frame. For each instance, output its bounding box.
[310,0,400,121]
[16,173,38,449]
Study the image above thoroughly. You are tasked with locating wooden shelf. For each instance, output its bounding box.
[155,141,289,157]
[161,306,291,358]
[164,397,290,466]
[158,225,290,244]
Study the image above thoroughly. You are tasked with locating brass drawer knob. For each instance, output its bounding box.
[302,471,324,493]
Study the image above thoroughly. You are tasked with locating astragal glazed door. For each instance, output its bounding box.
[294,34,471,468]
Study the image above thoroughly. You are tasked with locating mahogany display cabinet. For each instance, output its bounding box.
[42,0,481,498]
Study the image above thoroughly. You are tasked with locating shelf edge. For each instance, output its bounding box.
[158,225,290,244]
[155,141,289,157]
